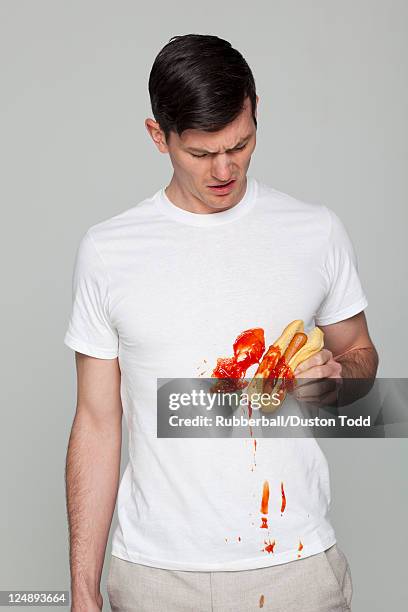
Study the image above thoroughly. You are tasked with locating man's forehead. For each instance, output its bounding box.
[180,129,252,152]
[179,118,254,151]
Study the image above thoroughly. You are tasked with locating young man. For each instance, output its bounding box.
[64,34,378,611]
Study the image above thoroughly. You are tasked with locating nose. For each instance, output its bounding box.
[211,154,233,182]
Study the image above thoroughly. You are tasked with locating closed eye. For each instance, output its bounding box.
[190,143,247,158]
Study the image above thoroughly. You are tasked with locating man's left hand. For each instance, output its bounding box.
[292,349,342,406]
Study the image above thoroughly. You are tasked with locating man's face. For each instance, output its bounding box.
[163,97,257,211]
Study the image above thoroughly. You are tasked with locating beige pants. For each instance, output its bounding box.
[107,544,353,611]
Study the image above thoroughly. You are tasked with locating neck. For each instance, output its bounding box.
[165,175,247,215]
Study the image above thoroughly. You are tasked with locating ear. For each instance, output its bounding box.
[255,95,259,118]
[145,118,169,153]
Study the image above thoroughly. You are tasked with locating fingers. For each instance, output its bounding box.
[294,349,333,375]
[295,360,341,382]
[297,387,339,408]
[294,379,341,407]
[294,377,336,400]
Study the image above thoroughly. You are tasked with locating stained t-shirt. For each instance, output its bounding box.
[63,176,368,571]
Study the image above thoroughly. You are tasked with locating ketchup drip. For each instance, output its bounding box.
[260,481,269,528]
[260,481,270,515]
[280,481,286,514]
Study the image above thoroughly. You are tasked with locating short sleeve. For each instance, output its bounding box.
[63,230,119,358]
[315,207,368,326]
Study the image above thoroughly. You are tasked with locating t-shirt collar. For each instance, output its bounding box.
[155,176,257,227]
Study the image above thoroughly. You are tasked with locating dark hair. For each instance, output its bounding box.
[148,34,257,141]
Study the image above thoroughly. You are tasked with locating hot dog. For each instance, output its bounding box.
[247,320,324,413]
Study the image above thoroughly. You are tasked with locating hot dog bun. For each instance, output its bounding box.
[247,321,324,413]
[270,319,305,355]
[287,326,324,371]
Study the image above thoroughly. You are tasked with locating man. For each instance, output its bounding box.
[64,34,378,611]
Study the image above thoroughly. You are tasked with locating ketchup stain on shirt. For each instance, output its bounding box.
[297,539,304,558]
[281,481,286,514]
[261,481,269,515]
[211,328,265,391]
[260,481,270,529]
[262,539,276,554]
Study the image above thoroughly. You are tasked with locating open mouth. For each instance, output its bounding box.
[208,179,236,193]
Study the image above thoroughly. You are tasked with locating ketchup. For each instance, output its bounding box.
[212,328,265,392]
[260,480,269,515]
[280,481,286,514]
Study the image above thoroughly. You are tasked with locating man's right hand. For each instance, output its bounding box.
[71,591,103,611]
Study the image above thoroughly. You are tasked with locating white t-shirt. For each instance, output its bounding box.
[63,176,368,571]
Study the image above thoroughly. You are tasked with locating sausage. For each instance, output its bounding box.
[283,332,307,363]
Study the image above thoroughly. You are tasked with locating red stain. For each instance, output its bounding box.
[263,539,276,554]
[252,436,257,470]
[260,517,268,529]
[261,481,270,515]
[298,540,303,551]
[256,345,281,378]
[280,481,286,514]
[211,328,265,392]
[264,360,296,396]
[211,327,307,398]
[261,333,307,397]
[259,594,265,608]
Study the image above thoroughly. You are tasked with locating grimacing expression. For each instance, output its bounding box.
[164,97,257,211]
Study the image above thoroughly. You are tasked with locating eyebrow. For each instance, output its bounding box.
[185,133,252,155]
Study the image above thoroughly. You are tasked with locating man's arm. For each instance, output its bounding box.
[318,311,379,378]
[293,312,379,405]
[65,353,122,611]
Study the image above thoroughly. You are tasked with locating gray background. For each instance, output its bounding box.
[1,1,407,610]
